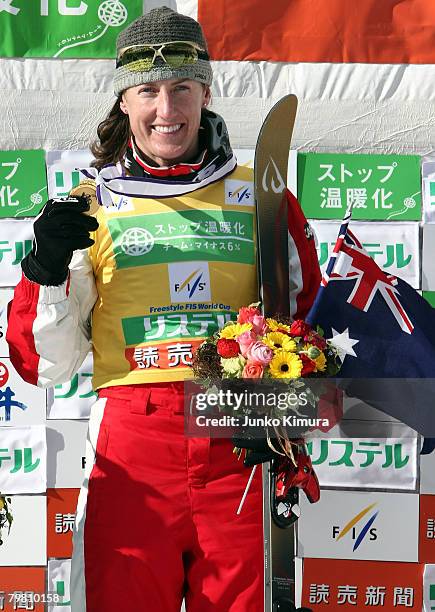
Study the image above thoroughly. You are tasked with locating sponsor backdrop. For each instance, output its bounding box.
[0,0,434,610]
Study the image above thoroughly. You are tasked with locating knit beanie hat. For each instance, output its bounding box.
[114,6,213,95]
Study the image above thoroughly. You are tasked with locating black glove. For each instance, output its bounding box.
[22,196,99,286]
[232,434,276,466]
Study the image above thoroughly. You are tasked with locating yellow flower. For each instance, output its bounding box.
[264,332,296,352]
[266,318,292,333]
[314,352,327,372]
[220,323,252,340]
[269,350,302,379]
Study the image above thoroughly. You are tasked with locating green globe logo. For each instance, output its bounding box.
[120,227,154,256]
[98,1,128,27]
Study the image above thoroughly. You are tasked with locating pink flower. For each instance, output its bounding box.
[247,341,274,366]
[237,330,257,357]
[251,314,268,336]
[237,306,267,335]
[238,306,261,325]
[242,362,264,379]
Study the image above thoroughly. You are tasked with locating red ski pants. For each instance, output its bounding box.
[71,382,264,612]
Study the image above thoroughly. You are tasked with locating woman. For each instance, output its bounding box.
[7,7,265,612]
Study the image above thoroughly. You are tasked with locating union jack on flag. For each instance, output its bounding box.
[324,228,414,335]
[306,214,435,436]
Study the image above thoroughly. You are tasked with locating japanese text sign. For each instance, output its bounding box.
[47,352,95,420]
[0,220,34,287]
[47,488,79,558]
[307,434,418,491]
[0,359,46,427]
[424,564,435,612]
[47,558,72,610]
[420,495,435,563]
[310,220,420,288]
[0,151,46,218]
[0,0,142,59]
[298,153,421,221]
[0,567,45,611]
[46,149,93,200]
[302,558,423,609]
[0,425,46,494]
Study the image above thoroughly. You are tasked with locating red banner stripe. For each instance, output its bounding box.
[199,0,435,64]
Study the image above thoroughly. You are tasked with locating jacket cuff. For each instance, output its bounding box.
[21,252,68,287]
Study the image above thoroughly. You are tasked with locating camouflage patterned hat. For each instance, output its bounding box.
[114,6,213,95]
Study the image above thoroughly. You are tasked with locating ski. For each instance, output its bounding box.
[253,94,299,612]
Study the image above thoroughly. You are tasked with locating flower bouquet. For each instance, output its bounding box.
[192,303,341,520]
[193,304,340,449]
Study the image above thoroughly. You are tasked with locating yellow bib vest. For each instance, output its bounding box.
[83,165,257,389]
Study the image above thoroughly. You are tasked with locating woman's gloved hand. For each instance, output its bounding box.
[232,434,277,466]
[22,196,99,286]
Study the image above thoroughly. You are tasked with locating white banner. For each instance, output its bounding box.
[47,353,95,420]
[0,219,34,287]
[307,429,418,491]
[0,495,46,565]
[421,451,435,494]
[0,288,13,357]
[0,425,46,494]
[423,160,435,223]
[0,358,46,426]
[310,220,420,289]
[47,558,71,610]
[422,224,435,291]
[424,564,435,611]
[297,490,419,562]
[46,149,93,200]
[47,420,88,488]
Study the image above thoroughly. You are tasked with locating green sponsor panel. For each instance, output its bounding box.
[109,210,255,269]
[0,0,142,59]
[298,152,421,221]
[0,151,47,218]
[423,291,435,308]
[123,310,237,345]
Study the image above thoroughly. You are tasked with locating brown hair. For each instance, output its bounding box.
[90,96,130,169]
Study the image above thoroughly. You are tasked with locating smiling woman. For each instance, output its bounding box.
[119,78,211,167]
[6,6,271,612]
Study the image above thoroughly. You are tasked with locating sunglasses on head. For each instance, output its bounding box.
[116,41,209,70]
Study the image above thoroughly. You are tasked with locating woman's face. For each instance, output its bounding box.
[120,78,211,167]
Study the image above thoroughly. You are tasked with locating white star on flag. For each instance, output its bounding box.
[328,328,359,362]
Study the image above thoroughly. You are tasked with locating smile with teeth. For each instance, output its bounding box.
[153,124,182,133]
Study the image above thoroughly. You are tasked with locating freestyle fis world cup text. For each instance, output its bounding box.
[149,303,232,313]
[0,1,90,16]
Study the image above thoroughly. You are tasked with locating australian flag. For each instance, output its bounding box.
[306,213,435,437]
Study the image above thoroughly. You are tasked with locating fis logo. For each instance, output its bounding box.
[105,195,134,214]
[174,270,206,298]
[225,180,254,206]
[169,262,211,303]
[332,503,379,551]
